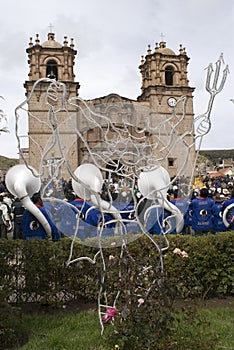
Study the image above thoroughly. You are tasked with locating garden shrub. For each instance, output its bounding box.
[164,232,234,298]
[0,232,233,306]
[103,250,176,350]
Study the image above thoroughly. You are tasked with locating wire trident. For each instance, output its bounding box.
[195,53,229,138]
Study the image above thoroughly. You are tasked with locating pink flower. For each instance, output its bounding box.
[138,298,145,305]
[102,314,111,323]
[109,255,115,261]
[173,248,182,255]
[173,247,189,258]
[181,250,189,258]
[102,312,115,323]
[106,307,118,317]
[102,307,118,323]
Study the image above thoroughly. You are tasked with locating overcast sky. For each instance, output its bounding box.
[0,0,233,158]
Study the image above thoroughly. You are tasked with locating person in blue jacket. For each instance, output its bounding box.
[85,206,116,238]
[21,192,60,241]
[221,189,234,230]
[114,200,140,234]
[142,200,171,235]
[170,196,190,234]
[189,187,215,236]
[212,193,227,234]
[56,191,91,239]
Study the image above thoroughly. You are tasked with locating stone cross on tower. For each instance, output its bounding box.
[160,32,165,42]
[48,23,54,33]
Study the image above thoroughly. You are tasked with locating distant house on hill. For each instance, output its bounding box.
[198,149,234,175]
[207,167,233,178]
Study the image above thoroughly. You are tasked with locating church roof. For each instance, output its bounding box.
[157,41,175,55]
[41,33,62,48]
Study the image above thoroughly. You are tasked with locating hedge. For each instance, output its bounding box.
[0,232,233,305]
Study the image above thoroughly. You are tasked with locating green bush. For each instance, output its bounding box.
[164,232,234,298]
[0,232,233,306]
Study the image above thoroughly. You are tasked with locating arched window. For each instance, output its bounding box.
[46,60,58,80]
[165,65,174,85]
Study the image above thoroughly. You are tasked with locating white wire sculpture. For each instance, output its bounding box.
[0,96,9,133]
[7,53,229,332]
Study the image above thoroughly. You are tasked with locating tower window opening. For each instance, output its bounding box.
[168,158,174,167]
[46,60,58,80]
[165,66,174,85]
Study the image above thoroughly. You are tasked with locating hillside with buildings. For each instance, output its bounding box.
[198,149,234,176]
[0,150,233,181]
[0,155,18,178]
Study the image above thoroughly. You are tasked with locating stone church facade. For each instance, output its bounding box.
[23,32,196,180]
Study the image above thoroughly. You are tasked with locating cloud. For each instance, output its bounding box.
[0,0,233,158]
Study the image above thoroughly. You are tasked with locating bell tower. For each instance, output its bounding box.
[24,32,80,178]
[138,41,194,106]
[138,41,196,177]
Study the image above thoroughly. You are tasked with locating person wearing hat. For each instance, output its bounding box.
[212,193,227,234]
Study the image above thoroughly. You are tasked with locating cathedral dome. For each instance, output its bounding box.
[159,47,175,55]
[157,41,175,55]
[41,33,62,48]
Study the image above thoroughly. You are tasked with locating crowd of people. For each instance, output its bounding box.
[0,173,233,240]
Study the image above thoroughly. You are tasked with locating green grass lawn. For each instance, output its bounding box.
[202,308,234,349]
[12,305,234,350]
[16,311,106,350]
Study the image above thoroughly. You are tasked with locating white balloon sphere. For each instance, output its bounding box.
[72,163,103,200]
[138,166,170,200]
[5,164,41,199]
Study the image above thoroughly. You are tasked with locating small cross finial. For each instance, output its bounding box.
[48,23,54,33]
[160,32,165,42]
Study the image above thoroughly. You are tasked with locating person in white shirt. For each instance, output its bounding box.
[0,195,11,238]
